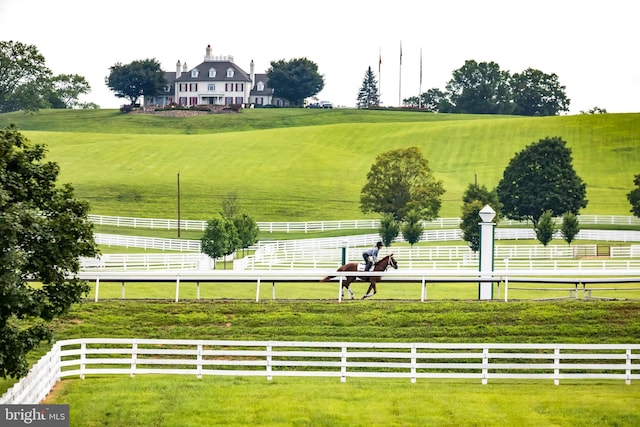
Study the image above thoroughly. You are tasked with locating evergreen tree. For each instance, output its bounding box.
[356,66,380,109]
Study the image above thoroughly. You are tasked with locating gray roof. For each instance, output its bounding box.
[173,61,251,83]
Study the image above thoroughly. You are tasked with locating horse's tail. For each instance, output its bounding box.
[321,264,348,282]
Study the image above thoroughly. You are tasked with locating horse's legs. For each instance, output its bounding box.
[361,281,376,299]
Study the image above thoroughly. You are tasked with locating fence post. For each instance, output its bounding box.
[80,342,86,380]
[197,344,203,379]
[341,346,347,383]
[266,343,272,381]
[626,349,632,385]
[554,346,560,386]
[131,341,137,378]
[411,344,417,383]
[482,348,489,385]
[255,277,261,302]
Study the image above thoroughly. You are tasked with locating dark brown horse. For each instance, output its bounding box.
[320,254,398,299]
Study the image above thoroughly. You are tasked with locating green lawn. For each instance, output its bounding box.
[1,109,638,221]
[27,300,640,426]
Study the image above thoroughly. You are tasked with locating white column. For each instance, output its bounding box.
[478,205,496,300]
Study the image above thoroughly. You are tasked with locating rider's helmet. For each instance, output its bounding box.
[376,241,383,247]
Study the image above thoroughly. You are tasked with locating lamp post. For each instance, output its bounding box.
[478,205,496,300]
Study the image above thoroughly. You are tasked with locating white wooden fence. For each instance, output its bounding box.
[2,338,639,404]
[73,270,640,303]
[88,214,640,233]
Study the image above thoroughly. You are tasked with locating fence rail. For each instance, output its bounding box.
[73,270,640,303]
[88,214,640,233]
[2,338,639,404]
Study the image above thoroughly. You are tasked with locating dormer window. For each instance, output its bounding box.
[226,68,234,78]
[209,68,216,78]
[191,69,199,78]
[257,81,265,91]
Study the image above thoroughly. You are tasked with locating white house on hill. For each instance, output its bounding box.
[144,44,288,108]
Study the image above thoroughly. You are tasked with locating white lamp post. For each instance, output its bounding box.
[478,205,496,300]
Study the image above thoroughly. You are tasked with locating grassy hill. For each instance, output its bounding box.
[1,109,638,221]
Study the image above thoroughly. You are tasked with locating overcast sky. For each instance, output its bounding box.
[1,0,638,113]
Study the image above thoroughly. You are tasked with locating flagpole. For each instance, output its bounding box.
[378,47,382,105]
[419,47,423,109]
[398,40,402,107]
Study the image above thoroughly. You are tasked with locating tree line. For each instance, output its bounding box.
[0,41,93,112]
[357,59,571,116]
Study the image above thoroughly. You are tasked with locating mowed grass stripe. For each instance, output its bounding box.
[10,111,639,220]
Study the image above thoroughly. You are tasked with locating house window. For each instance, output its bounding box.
[257,82,264,91]
[179,97,187,105]
[226,68,234,77]
[208,68,216,78]
[256,97,263,105]
[225,97,233,105]
[235,97,243,104]
[235,83,244,92]
[208,84,216,91]
[191,69,199,78]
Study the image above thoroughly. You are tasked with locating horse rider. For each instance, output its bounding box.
[362,241,383,271]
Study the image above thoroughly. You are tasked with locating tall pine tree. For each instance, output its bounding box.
[356,66,380,108]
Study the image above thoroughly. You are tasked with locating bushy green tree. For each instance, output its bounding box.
[445,60,512,114]
[627,174,640,217]
[460,183,502,251]
[535,210,556,246]
[49,73,91,108]
[497,137,587,226]
[361,146,445,221]
[105,58,167,106]
[201,217,239,269]
[378,213,400,248]
[510,68,570,116]
[233,213,259,256]
[266,58,324,106]
[0,41,52,112]
[0,125,98,378]
[356,66,380,108]
[560,212,580,245]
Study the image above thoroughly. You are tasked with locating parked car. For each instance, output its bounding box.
[320,101,333,109]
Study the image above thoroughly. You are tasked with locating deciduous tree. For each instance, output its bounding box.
[0,41,52,113]
[105,58,167,106]
[360,147,445,221]
[460,183,501,252]
[201,217,239,269]
[560,212,580,245]
[535,210,556,246]
[627,174,640,217]
[233,213,259,257]
[0,125,98,379]
[510,68,570,116]
[49,74,91,108]
[445,60,512,114]
[266,58,324,106]
[378,213,400,248]
[496,137,587,226]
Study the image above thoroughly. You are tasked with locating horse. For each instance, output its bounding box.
[320,254,398,299]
